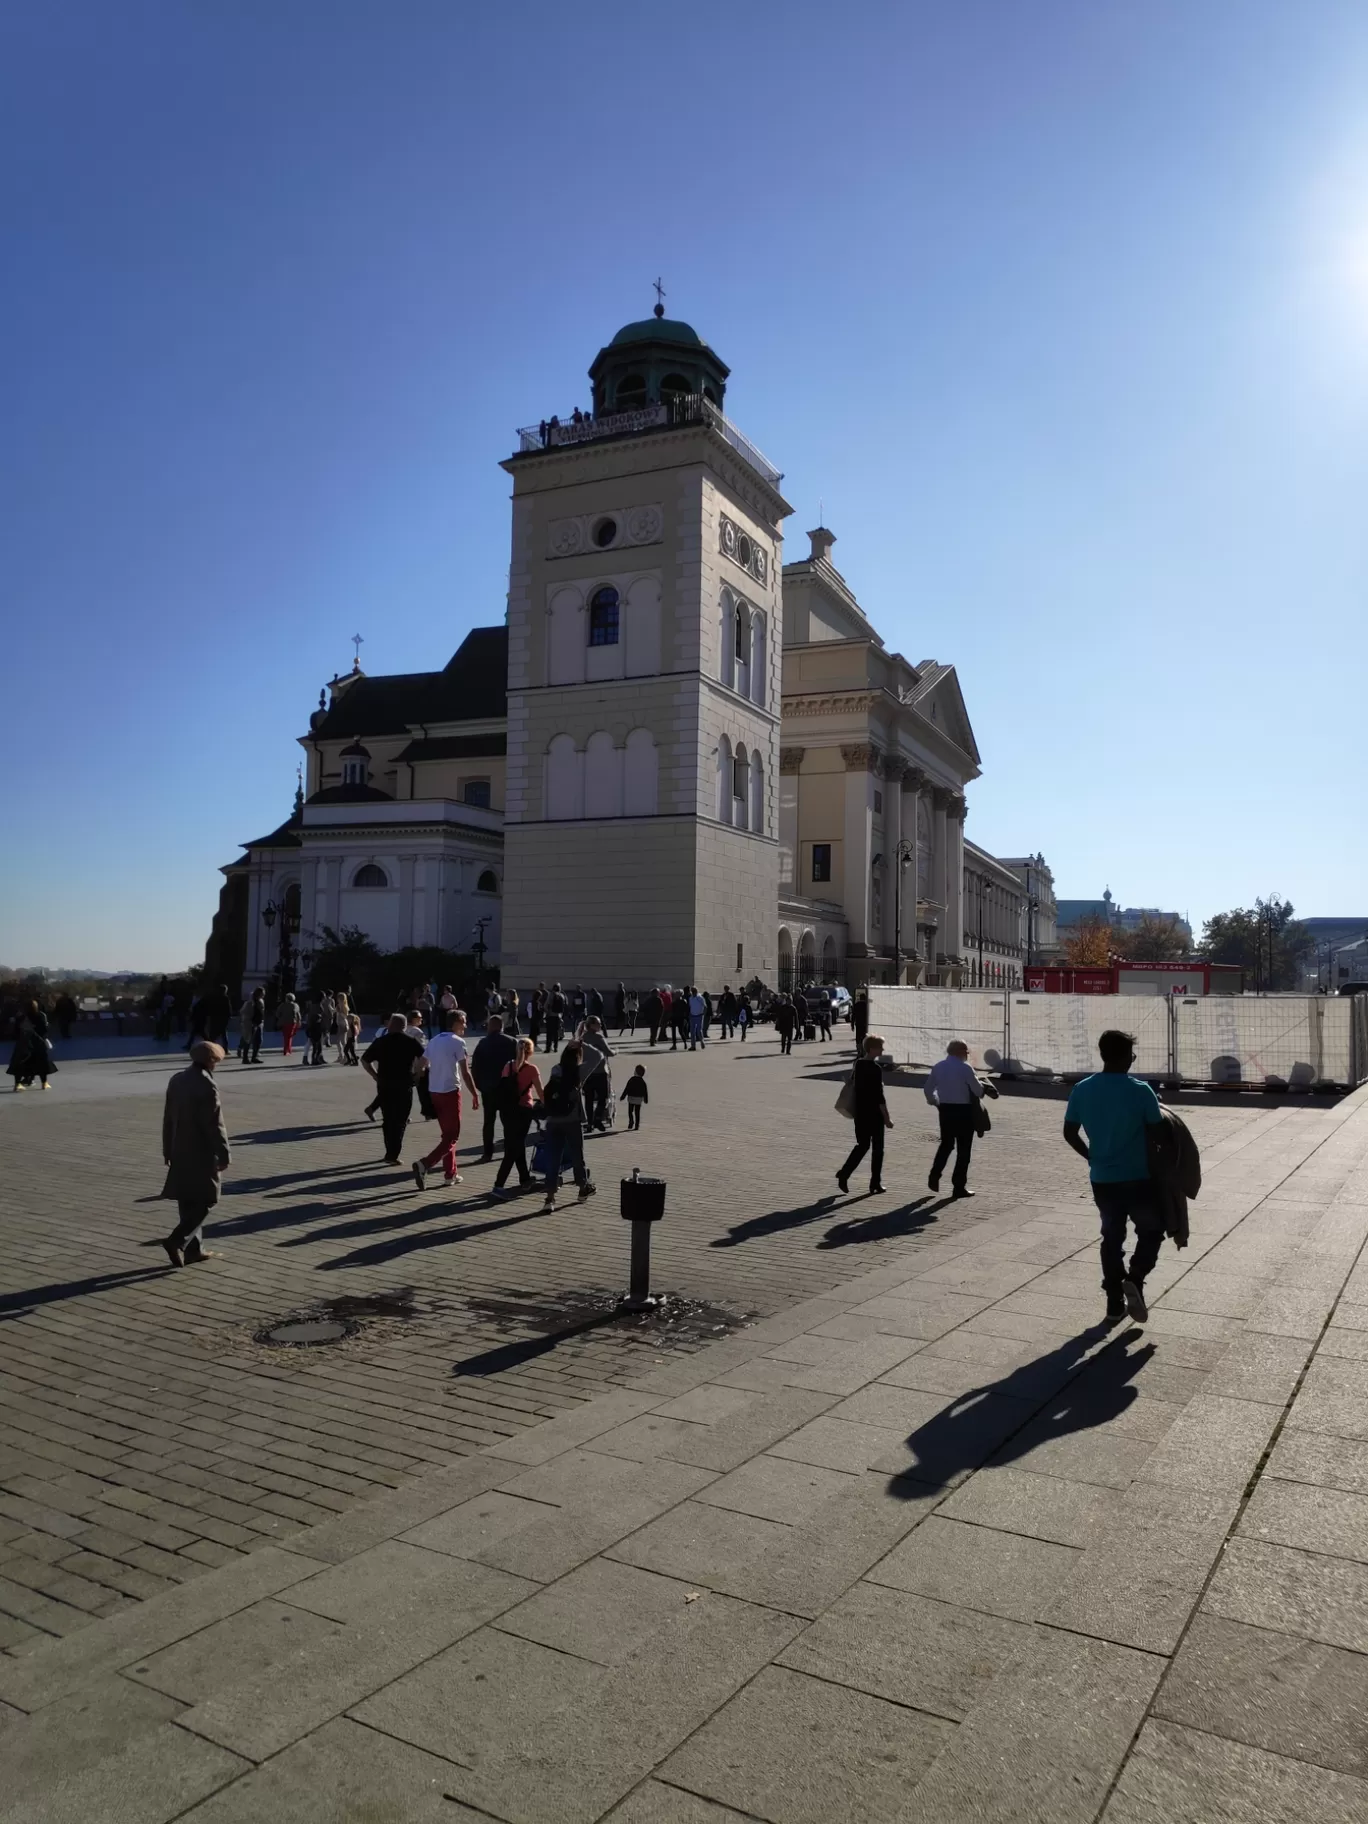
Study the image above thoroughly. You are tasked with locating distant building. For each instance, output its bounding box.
[1055,888,1191,948]
[996,854,1056,961]
[1299,917,1368,991]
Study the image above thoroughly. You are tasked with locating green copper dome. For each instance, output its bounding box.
[610,317,705,348]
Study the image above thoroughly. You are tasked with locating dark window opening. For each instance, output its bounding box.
[353,864,388,888]
[615,374,647,410]
[592,517,617,548]
[736,942,744,971]
[477,869,499,894]
[811,844,832,883]
[660,372,691,402]
[462,779,491,808]
[874,790,883,813]
[588,586,620,647]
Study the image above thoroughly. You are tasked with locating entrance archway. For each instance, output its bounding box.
[777,928,794,992]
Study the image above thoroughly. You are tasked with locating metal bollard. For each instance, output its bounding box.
[619,1168,667,1309]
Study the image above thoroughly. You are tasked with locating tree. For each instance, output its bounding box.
[1199,897,1311,992]
[1063,915,1114,966]
[1112,914,1191,962]
[306,925,382,994]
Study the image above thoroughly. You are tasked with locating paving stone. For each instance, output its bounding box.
[1103,1717,1368,1824]
[867,1515,1080,1621]
[0,1673,182,1814]
[940,1464,1120,1547]
[609,1473,941,1618]
[1289,1355,1368,1441]
[284,1536,536,1634]
[654,1387,839,1474]
[481,1390,663,1465]
[174,1716,490,1820]
[603,1784,752,1822]
[1136,1393,1281,1496]
[1265,1425,1368,1497]
[1239,1477,1368,1564]
[0,1721,248,1824]
[405,1457,715,1582]
[987,1411,1159,1489]
[123,1598,345,1704]
[352,1597,801,1824]
[1156,1612,1368,1778]
[775,1581,1030,1718]
[905,1625,1164,1824]
[1205,1538,1368,1654]
[649,1386,760,1426]
[1202,1330,1315,1405]
[766,1414,912,1474]
[1046,1481,1241,1654]
[693,1455,862,1526]
[657,1664,955,1824]
[275,1453,510,1565]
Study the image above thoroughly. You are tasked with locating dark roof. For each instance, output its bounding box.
[394,733,508,763]
[339,740,371,758]
[611,317,704,348]
[307,783,394,805]
[239,816,302,851]
[310,626,507,738]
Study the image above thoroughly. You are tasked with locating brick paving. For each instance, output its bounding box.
[0,1031,1345,1655]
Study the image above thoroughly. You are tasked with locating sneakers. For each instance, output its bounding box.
[443,1173,463,1186]
[869,1182,886,1194]
[577,1181,597,1202]
[411,1161,428,1191]
[489,1185,511,1200]
[1104,1299,1127,1324]
[951,1187,975,1199]
[1122,1277,1148,1323]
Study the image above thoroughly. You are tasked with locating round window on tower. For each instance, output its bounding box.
[592,517,618,549]
[736,533,753,570]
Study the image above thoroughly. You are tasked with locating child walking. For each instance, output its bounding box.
[623,1064,649,1130]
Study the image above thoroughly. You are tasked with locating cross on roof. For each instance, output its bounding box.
[653,276,666,317]
[351,633,364,672]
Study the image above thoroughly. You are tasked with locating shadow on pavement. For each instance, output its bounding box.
[818,1194,945,1248]
[233,1121,372,1145]
[316,1207,544,1270]
[711,1194,841,1248]
[887,1326,1152,1494]
[451,1313,616,1378]
[224,1159,387,1194]
[211,1191,413,1238]
[0,1267,171,1320]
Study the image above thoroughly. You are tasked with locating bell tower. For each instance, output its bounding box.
[499,305,792,990]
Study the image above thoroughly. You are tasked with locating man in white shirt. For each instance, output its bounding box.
[413,1010,479,1190]
[924,1040,996,1198]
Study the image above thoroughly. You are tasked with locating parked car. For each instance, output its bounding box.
[827,987,853,1022]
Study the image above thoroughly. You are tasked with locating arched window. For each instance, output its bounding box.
[750,752,764,836]
[799,932,816,980]
[476,869,499,894]
[719,589,735,690]
[732,744,749,831]
[583,730,623,819]
[353,864,388,889]
[624,727,658,817]
[778,928,794,991]
[822,935,837,979]
[660,373,691,404]
[750,609,766,708]
[462,779,491,808]
[588,587,619,647]
[734,603,751,699]
[546,734,583,820]
[615,373,647,410]
[716,735,732,825]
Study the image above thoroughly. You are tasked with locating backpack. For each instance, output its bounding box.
[541,1070,575,1120]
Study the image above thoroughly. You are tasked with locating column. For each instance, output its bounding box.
[881,756,905,963]
[947,794,966,961]
[300,857,318,950]
[399,856,417,950]
[903,768,927,971]
[840,744,877,965]
[778,747,803,892]
[931,789,948,962]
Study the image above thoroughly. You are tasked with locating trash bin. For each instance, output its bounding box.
[620,1170,666,1306]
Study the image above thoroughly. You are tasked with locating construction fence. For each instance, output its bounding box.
[866,988,1368,1089]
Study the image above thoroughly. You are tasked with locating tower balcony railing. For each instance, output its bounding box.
[516,394,782,487]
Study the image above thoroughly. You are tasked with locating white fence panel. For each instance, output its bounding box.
[867,988,1006,1071]
[1175,996,1354,1086]
[1007,993,1173,1080]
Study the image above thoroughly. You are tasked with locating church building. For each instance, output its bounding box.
[214,305,1030,996]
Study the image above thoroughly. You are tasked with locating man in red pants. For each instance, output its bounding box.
[413,1009,479,1189]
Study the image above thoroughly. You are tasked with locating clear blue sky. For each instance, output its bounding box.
[4,1,1365,971]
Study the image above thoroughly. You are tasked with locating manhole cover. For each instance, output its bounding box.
[258,1318,356,1347]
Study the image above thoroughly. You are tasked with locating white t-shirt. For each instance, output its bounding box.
[425,1031,469,1095]
[925,1054,985,1106]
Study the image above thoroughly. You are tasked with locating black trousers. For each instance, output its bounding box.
[779,1028,793,1054]
[1093,1180,1164,1295]
[840,1118,885,1188]
[168,1200,209,1247]
[584,1074,608,1128]
[380,1088,412,1162]
[544,1017,562,1053]
[495,1107,534,1187]
[931,1106,976,1190]
[481,1096,501,1159]
[627,1100,642,1130]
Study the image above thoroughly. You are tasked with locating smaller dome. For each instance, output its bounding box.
[340,741,371,759]
[610,318,704,348]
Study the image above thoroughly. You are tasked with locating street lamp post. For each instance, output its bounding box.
[261,899,300,997]
[472,917,491,991]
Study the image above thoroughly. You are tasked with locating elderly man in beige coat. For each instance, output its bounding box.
[160,1040,231,1266]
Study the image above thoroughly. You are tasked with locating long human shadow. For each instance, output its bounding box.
[819,1195,944,1249]
[276,1194,493,1248]
[886,1327,1155,1495]
[211,1190,414,1238]
[316,1207,544,1270]
[232,1121,371,1145]
[224,1159,385,1194]
[711,1194,841,1248]
[265,1170,406,1198]
[0,1267,170,1321]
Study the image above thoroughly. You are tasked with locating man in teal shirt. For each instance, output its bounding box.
[1063,1029,1165,1324]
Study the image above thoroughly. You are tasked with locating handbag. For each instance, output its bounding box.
[835,1076,857,1120]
